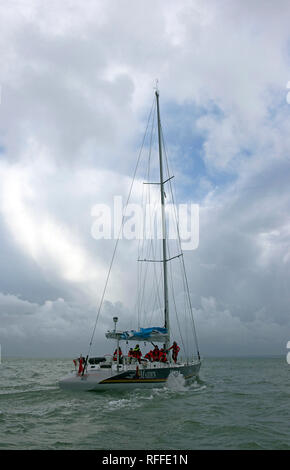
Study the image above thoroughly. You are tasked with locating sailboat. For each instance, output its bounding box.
[59,88,201,391]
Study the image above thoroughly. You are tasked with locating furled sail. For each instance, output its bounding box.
[105,327,168,342]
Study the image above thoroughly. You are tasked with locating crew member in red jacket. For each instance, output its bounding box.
[152,345,160,362]
[167,341,180,363]
[78,354,84,374]
[133,344,142,363]
[113,347,123,362]
[144,350,154,362]
[158,348,167,363]
[128,348,135,364]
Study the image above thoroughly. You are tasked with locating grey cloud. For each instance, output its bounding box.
[0,0,289,357]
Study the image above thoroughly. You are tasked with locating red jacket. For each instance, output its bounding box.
[113,348,122,361]
[152,347,160,361]
[168,343,180,353]
[159,349,167,362]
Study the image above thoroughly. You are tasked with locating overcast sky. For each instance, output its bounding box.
[0,0,290,358]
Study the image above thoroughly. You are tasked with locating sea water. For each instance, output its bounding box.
[0,356,289,450]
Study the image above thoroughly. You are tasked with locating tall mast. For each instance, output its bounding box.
[155,90,170,350]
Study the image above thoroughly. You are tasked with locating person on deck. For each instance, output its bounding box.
[152,345,160,362]
[78,354,84,374]
[128,348,135,364]
[144,350,154,362]
[133,344,142,363]
[167,341,180,363]
[113,347,123,362]
[158,348,168,363]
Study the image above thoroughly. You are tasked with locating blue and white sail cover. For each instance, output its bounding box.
[106,327,168,342]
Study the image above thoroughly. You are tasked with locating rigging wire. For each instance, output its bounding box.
[159,131,187,357]
[137,101,165,329]
[137,106,158,327]
[145,112,164,327]
[136,111,156,327]
[147,269,163,325]
[140,195,164,325]
[136,180,145,328]
[167,245,187,356]
[84,90,200,369]
[84,96,156,362]
[161,124,201,360]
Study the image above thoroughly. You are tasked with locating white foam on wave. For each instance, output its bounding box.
[105,387,164,411]
[106,397,142,411]
[165,372,187,392]
[104,377,208,412]
[188,381,207,393]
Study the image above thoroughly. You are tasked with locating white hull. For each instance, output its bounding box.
[59,360,201,392]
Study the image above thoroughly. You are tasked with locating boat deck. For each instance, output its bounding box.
[86,358,200,373]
